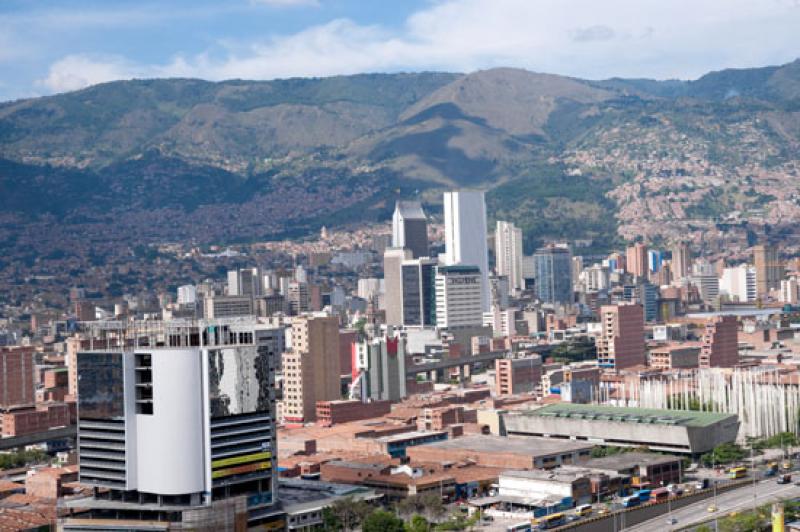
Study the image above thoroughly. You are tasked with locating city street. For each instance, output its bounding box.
[625,477,800,531]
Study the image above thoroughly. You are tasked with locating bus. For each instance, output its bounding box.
[622,496,641,508]
[635,489,652,502]
[535,513,566,529]
[575,504,593,517]
[651,487,670,502]
[506,522,532,532]
[728,466,747,479]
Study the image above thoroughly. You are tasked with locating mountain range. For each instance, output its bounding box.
[2,60,800,258]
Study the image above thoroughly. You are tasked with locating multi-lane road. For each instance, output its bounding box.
[626,476,800,531]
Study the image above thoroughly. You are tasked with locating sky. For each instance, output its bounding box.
[1,0,799,102]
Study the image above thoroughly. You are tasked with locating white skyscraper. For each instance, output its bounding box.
[495,221,524,296]
[720,264,756,303]
[176,285,197,305]
[443,190,490,311]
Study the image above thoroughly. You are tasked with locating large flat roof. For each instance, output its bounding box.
[410,434,593,456]
[376,430,447,444]
[585,452,682,471]
[518,403,735,428]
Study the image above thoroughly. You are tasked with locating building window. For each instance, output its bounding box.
[135,353,154,415]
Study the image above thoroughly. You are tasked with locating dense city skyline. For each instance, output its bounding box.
[3,2,800,530]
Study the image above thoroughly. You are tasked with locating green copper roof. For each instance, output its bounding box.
[523,403,736,428]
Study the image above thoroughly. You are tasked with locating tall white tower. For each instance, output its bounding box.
[495,221,524,296]
[443,190,490,311]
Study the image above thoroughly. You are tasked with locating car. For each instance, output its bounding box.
[666,517,678,525]
[707,504,717,513]
[565,515,579,523]
[597,507,610,515]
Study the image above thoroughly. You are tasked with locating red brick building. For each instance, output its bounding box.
[495,357,542,396]
[0,346,35,408]
[597,304,645,370]
[1,403,73,437]
[700,315,739,368]
[316,400,392,426]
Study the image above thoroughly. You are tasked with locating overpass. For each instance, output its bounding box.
[0,425,76,451]
[406,345,552,379]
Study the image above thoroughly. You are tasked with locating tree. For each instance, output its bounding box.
[420,493,446,523]
[362,510,405,532]
[322,507,342,531]
[701,442,747,467]
[324,496,372,531]
[405,514,430,532]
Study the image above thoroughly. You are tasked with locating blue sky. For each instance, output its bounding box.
[1,0,799,102]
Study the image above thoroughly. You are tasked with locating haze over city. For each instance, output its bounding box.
[2,1,800,531]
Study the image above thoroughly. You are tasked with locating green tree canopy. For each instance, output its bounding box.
[362,510,405,532]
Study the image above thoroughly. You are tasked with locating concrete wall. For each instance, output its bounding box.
[504,413,738,454]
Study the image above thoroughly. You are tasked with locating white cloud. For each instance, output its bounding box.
[36,0,800,94]
[38,54,153,93]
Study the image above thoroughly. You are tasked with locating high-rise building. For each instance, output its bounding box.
[203,295,254,318]
[281,315,341,423]
[753,244,783,298]
[596,304,645,370]
[571,256,584,291]
[0,346,35,408]
[720,265,756,302]
[483,306,517,337]
[227,270,240,296]
[623,283,657,321]
[383,247,412,326]
[648,249,663,274]
[286,281,309,315]
[690,260,720,303]
[781,277,799,305]
[638,283,658,322]
[227,268,261,298]
[65,320,278,531]
[671,242,692,281]
[495,221,524,295]
[350,334,407,402]
[700,315,738,368]
[443,190,490,311]
[392,201,429,259]
[626,242,648,279]
[177,285,197,306]
[401,258,438,327]
[586,264,609,291]
[495,356,542,396]
[533,245,573,305]
[434,265,484,328]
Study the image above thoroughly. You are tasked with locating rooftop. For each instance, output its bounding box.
[436,265,480,274]
[395,201,426,220]
[500,469,588,482]
[375,430,448,444]
[322,461,389,472]
[517,403,736,428]
[409,434,593,456]
[585,452,683,471]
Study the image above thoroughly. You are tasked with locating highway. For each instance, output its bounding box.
[625,476,800,531]
[0,425,76,450]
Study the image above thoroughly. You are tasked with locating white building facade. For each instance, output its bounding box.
[442,190,490,311]
[495,221,524,296]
